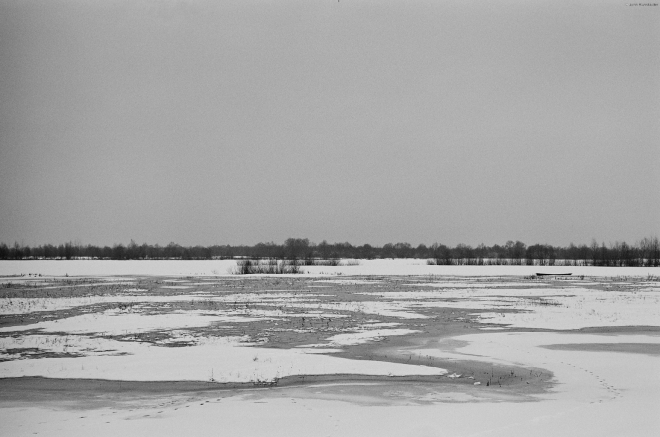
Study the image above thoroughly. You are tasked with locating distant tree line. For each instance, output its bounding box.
[0,237,658,267]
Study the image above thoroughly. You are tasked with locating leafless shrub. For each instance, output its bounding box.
[343,259,361,266]
[232,259,304,274]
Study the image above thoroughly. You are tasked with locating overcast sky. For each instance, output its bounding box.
[1,0,658,248]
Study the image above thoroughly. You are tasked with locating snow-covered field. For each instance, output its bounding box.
[1,260,659,436]
[2,258,660,277]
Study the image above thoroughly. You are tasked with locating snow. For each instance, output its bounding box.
[285,301,429,319]
[0,309,268,334]
[221,308,348,318]
[0,335,446,382]
[0,260,237,277]
[0,295,143,315]
[358,286,660,330]
[304,328,419,347]
[1,266,660,436]
[411,331,660,402]
[358,287,578,300]
[0,292,329,315]
[409,281,548,288]
[468,287,660,330]
[0,294,195,315]
[2,331,659,437]
[2,259,659,277]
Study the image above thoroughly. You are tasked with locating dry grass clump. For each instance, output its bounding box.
[301,259,362,266]
[309,259,341,266]
[343,259,361,266]
[232,259,304,275]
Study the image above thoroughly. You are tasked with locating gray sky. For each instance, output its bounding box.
[1,0,658,247]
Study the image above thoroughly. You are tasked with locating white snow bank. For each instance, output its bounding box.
[358,288,579,300]
[358,287,660,330]
[0,260,237,277]
[2,259,659,277]
[3,332,660,437]
[0,292,329,316]
[0,335,446,382]
[0,334,247,360]
[286,301,428,319]
[0,309,267,334]
[409,281,548,288]
[0,295,160,315]
[315,329,419,346]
